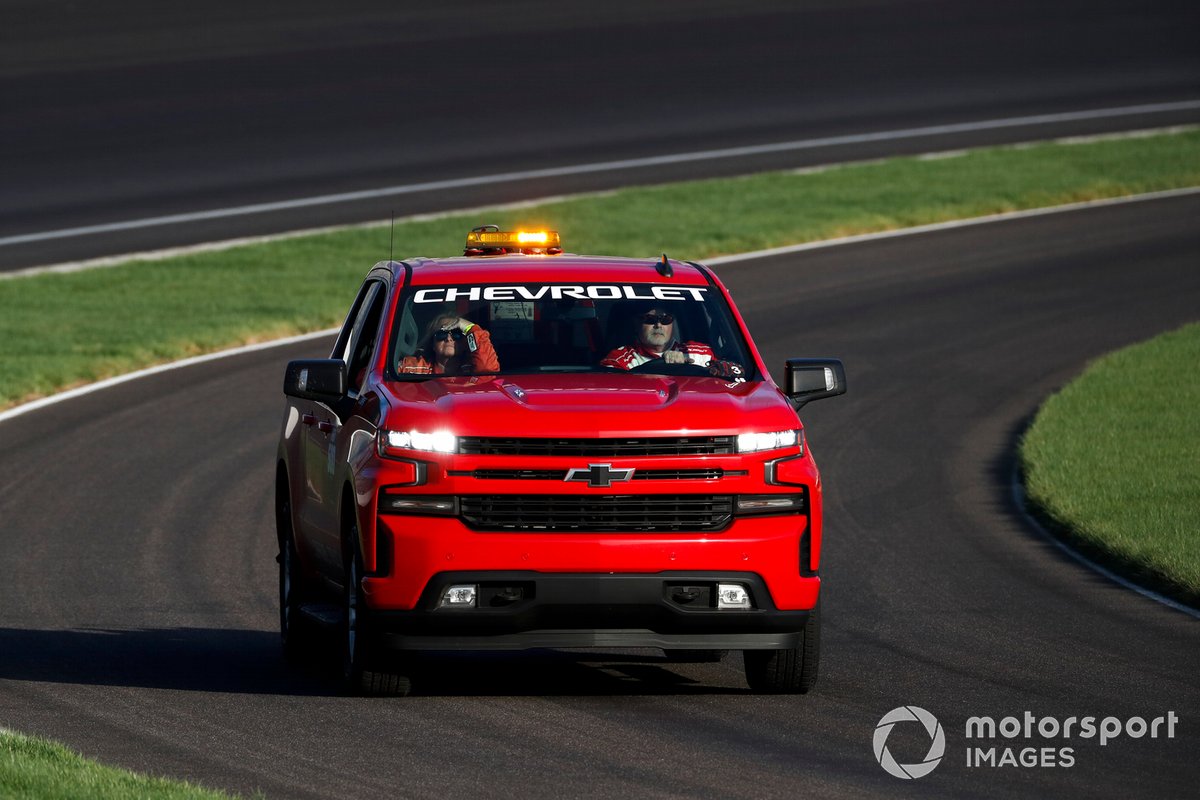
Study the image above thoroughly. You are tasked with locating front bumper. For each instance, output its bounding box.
[363,513,820,611]
[366,570,812,651]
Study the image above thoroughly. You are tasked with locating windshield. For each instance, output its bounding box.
[386,281,756,381]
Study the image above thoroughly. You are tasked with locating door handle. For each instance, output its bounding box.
[302,413,333,432]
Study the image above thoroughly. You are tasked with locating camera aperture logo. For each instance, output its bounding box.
[874,706,946,779]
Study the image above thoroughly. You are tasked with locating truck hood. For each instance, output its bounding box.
[381,373,799,438]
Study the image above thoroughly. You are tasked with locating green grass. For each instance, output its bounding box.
[2,128,1199,409]
[1020,323,1200,606]
[0,730,252,800]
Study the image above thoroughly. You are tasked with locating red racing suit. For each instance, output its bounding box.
[399,326,500,375]
[601,340,716,370]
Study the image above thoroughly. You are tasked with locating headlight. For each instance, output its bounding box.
[379,429,457,455]
[736,429,801,454]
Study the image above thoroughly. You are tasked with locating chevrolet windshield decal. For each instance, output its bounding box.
[564,464,636,488]
[414,285,708,303]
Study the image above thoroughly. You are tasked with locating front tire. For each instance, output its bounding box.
[277,483,312,660]
[279,534,312,660]
[341,516,410,696]
[743,603,820,693]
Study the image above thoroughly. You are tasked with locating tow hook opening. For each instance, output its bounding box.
[665,582,754,610]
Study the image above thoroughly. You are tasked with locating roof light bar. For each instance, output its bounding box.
[464,226,562,256]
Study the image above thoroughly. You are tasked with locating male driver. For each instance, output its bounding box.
[600,307,718,370]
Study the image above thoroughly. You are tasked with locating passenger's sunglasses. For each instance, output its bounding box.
[641,313,674,326]
[433,328,466,342]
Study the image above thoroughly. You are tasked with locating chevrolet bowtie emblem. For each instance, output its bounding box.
[564,463,636,488]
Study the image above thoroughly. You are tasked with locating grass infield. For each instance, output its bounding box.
[0,730,252,800]
[1020,323,1200,606]
[2,128,1199,409]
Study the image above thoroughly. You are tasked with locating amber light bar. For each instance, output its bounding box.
[464,227,562,255]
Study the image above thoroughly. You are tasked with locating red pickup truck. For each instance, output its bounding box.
[276,228,846,695]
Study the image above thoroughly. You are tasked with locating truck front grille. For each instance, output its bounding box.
[460,495,734,532]
[465,468,725,481]
[457,436,735,456]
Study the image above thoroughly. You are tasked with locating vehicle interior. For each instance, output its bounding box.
[389,288,751,377]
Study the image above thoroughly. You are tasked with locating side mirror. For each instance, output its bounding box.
[784,358,846,410]
[283,359,346,402]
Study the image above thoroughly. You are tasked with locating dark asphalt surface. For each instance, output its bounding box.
[2,0,1199,270]
[2,2,1200,797]
[1,195,1198,798]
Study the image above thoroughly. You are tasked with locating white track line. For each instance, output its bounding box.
[2,99,1198,249]
[1011,466,1200,620]
[0,328,336,425]
[5,123,1197,281]
[1,192,614,280]
[706,187,1200,265]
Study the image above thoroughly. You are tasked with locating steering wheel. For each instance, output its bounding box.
[628,359,711,376]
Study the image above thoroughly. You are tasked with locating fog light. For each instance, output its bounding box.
[717,583,751,610]
[439,584,478,608]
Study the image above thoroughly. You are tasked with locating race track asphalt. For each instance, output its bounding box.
[3,0,1199,269]
[1,194,1197,799]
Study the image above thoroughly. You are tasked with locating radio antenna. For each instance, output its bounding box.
[389,210,396,263]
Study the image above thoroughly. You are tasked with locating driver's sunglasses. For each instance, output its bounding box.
[433,328,466,342]
[641,313,674,326]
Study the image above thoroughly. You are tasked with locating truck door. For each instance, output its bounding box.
[297,280,385,572]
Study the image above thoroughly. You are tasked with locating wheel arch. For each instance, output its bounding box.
[275,460,293,549]
[339,474,382,574]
